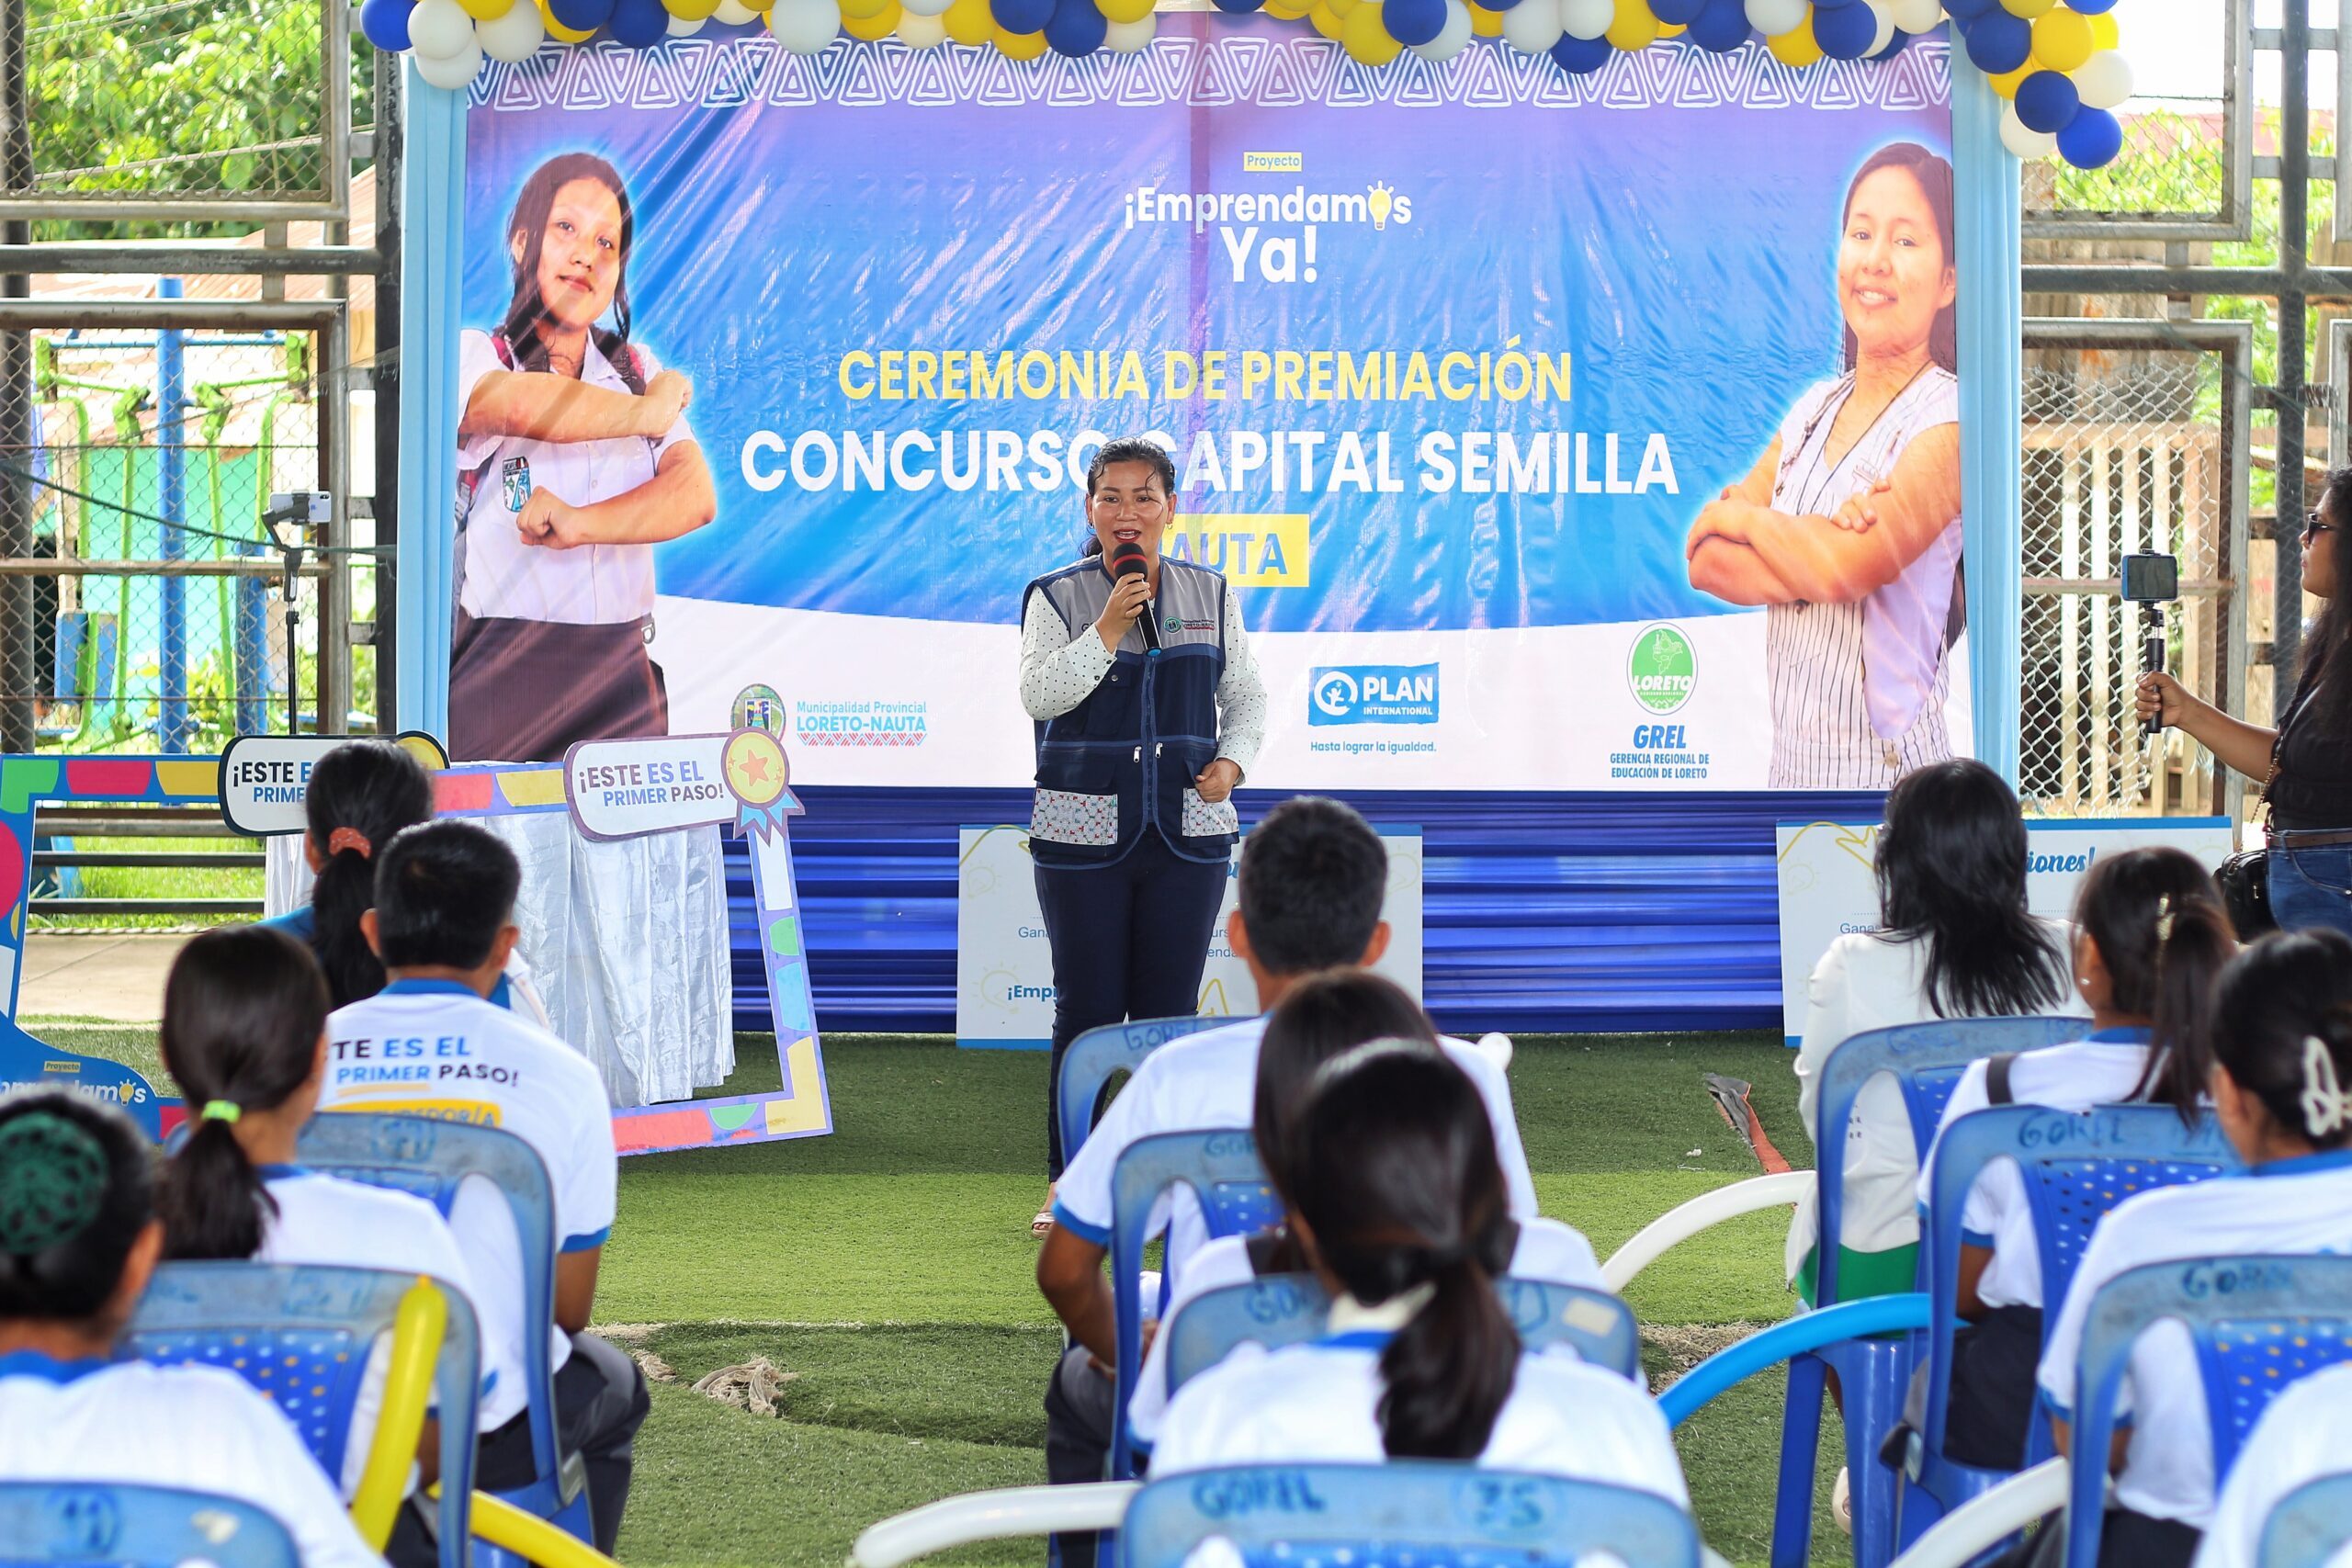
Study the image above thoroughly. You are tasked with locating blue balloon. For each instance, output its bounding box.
[1811,0,1874,58]
[1480,0,1524,15]
[546,0,614,31]
[1548,29,1609,72]
[358,0,413,51]
[1210,0,1266,12]
[990,0,1053,32]
[607,0,668,44]
[1870,25,1908,59]
[1962,6,2029,73]
[1810,0,1859,7]
[2057,104,2124,167]
[2065,0,2115,9]
[1686,0,1747,51]
[1941,0,1993,16]
[1384,0,1446,43]
[1043,0,1105,54]
[2013,68,2080,132]
[1648,0,1703,22]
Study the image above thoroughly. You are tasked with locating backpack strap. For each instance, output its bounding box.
[1984,1053,2018,1107]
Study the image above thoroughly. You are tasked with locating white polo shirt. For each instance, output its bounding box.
[2194,1361,2352,1568]
[455,329,696,626]
[0,1351,382,1568]
[319,977,618,1431]
[1915,1028,2165,1311]
[1129,1215,1607,1447]
[255,1166,500,1495]
[1152,1333,1688,1506]
[2037,1151,2352,1527]
[1049,1015,1539,1285]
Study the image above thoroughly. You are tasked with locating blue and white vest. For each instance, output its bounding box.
[1023,557,1239,870]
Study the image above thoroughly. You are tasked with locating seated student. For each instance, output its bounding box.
[1790,759,2075,1305]
[154,924,497,1501]
[1036,799,1538,1501]
[2191,1360,2352,1568]
[0,1089,383,1568]
[265,739,551,1024]
[1128,969,1605,1450]
[1152,1043,1685,1505]
[314,821,646,1555]
[1913,848,2233,1471]
[2036,929,2352,1568]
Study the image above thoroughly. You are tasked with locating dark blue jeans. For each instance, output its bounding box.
[2271,841,2352,940]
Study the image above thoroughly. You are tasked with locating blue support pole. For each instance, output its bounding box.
[156,277,190,752]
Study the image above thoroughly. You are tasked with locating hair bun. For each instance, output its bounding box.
[0,1112,108,1257]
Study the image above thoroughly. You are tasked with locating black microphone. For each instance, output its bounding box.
[1108,541,1162,653]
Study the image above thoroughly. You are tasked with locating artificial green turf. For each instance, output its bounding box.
[35,1023,1845,1567]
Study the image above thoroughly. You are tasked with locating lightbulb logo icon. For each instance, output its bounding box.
[1368,180,1395,231]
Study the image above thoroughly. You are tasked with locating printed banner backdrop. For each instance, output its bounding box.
[957,825,1422,1048]
[458,27,1964,789]
[1772,817,2240,1044]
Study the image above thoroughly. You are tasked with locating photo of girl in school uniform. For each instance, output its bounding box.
[450,150,717,764]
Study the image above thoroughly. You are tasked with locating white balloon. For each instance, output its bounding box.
[1744,0,1804,36]
[1557,0,1610,38]
[1498,0,1563,53]
[714,0,762,22]
[665,7,706,28]
[1408,0,1471,56]
[408,0,476,58]
[1863,0,1894,54]
[2073,49,2134,110]
[1887,0,1939,30]
[477,0,546,57]
[413,37,483,88]
[900,0,954,17]
[1102,10,1154,49]
[898,7,947,41]
[766,0,837,49]
[1999,101,2055,159]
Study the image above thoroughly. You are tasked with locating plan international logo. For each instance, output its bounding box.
[1309,664,1440,727]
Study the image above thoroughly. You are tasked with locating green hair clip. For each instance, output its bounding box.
[0,1111,108,1257]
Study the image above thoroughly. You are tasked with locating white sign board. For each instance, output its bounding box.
[1773,817,2238,1045]
[564,730,795,841]
[218,732,448,836]
[956,826,1424,1048]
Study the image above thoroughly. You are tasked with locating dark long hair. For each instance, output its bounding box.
[303,740,434,1007]
[1874,760,2069,1018]
[501,152,644,394]
[2295,468,2352,710]
[2069,847,2235,1122]
[0,1089,153,1325]
[156,927,334,1261]
[1287,1043,1519,1461]
[1840,141,1957,377]
[2206,930,2352,1152]
[1250,972,1441,1271]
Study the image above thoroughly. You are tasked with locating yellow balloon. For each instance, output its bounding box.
[842,0,898,35]
[1097,0,1155,21]
[536,0,595,42]
[663,0,722,16]
[2030,7,2092,70]
[1326,0,1357,15]
[1308,1,1346,38]
[1657,19,1684,35]
[1984,60,2030,97]
[839,0,892,19]
[1605,0,1658,50]
[944,0,992,41]
[1998,0,2054,15]
[1765,17,1820,65]
[458,0,514,21]
[1340,0,1401,61]
[1468,2,1500,33]
[994,20,1046,52]
[2086,10,2117,50]
[1266,0,1311,15]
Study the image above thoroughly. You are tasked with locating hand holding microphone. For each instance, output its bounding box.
[1098,541,1163,653]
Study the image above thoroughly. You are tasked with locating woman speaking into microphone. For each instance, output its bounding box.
[1019,437,1267,1229]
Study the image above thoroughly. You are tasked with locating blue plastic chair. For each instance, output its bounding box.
[1056,1015,1229,1171]
[2257,1471,2352,1568]
[2068,1255,2352,1568]
[1898,1105,2240,1545]
[123,1261,481,1567]
[1786,1014,2090,1568]
[1107,1128,1283,1481]
[0,1481,299,1568]
[1117,1462,1700,1568]
[1165,1274,1642,1395]
[296,1111,594,1555]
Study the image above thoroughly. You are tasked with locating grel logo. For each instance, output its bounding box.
[1308,664,1440,727]
[1629,624,1696,716]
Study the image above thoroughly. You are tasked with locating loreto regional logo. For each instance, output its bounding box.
[1629,625,1696,716]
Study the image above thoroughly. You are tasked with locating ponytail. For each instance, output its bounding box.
[156,927,334,1261]
[1375,1220,1520,1460]
[2207,930,2352,1152]
[301,740,434,1007]
[2062,851,2241,1122]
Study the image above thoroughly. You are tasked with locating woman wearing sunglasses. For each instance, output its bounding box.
[2140,469,2352,937]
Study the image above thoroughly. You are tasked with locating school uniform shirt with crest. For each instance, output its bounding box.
[2193,1360,2352,1568]
[1048,1014,1539,1286]
[318,977,618,1432]
[2036,1150,2352,1529]
[455,329,695,626]
[0,1349,383,1568]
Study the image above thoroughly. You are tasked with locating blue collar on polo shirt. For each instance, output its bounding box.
[2248,1146,2352,1179]
[0,1348,111,1384]
[257,1164,311,1179]
[1317,1329,1396,1351]
[2084,1026,2155,1044]
[381,978,482,999]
